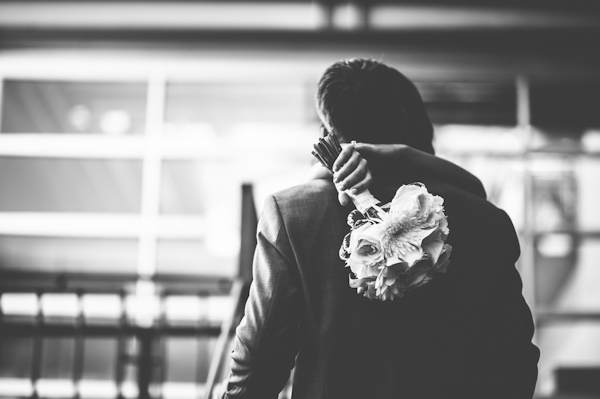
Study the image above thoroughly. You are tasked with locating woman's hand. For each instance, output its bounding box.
[327,140,486,206]
[332,143,373,206]
[336,142,486,200]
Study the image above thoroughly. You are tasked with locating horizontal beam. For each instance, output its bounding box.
[1,28,599,64]
[0,212,206,238]
[0,132,218,160]
[0,2,329,31]
[0,1,598,63]
[0,2,598,31]
[0,271,235,293]
[536,308,600,322]
[0,320,223,336]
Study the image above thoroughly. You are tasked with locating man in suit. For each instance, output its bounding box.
[222,58,539,399]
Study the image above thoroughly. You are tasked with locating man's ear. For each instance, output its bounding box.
[320,124,329,137]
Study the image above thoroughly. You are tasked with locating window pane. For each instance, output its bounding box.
[435,125,525,227]
[536,238,600,311]
[82,338,117,380]
[531,80,600,129]
[156,239,236,277]
[0,338,33,378]
[164,295,233,324]
[576,157,600,231]
[537,321,600,396]
[164,337,217,384]
[165,338,198,383]
[164,83,310,132]
[161,161,207,215]
[0,157,142,213]
[0,236,138,274]
[1,80,147,135]
[530,164,577,233]
[416,81,516,125]
[40,337,74,379]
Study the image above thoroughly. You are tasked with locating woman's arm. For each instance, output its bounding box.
[332,143,486,203]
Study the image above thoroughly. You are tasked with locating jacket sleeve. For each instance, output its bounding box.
[483,209,540,399]
[222,195,302,399]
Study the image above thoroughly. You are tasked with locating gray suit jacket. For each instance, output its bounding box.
[223,179,539,399]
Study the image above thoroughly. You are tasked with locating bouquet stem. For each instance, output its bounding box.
[346,189,382,216]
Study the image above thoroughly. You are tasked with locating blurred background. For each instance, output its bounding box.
[0,1,599,398]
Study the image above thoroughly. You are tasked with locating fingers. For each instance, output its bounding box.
[350,168,373,194]
[333,150,363,188]
[336,168,373,206]
[332,144,355,173]
[338,191,349,206]
[331,141,383,206]
[339,157,370,190]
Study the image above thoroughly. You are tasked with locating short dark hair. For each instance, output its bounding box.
[316,58,435,155]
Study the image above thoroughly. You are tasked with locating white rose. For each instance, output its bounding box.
[346,222,385,278]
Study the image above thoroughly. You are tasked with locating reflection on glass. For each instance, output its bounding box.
[0,157,143,213]
[1,80,147,134]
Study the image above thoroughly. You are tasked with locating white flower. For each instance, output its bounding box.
[343,183,452,301]
[346,222,386,279]
[380,184,448,266]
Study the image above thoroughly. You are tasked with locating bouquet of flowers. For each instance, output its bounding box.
[312,133,452,301]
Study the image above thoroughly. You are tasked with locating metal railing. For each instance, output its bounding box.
[0,183,258,399]
[0,274,234,399]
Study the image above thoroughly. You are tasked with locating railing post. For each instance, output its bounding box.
[31,290,44,399]
[72,290,85,399]
[137,328,153,399]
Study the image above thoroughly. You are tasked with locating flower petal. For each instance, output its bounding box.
[402,247,425,267]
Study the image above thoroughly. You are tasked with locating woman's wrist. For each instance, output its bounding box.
[391,144,411,168]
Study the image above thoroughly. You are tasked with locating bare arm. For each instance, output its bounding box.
[332,143,486,204]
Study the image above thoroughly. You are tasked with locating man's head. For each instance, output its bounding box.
[316,58,435,155]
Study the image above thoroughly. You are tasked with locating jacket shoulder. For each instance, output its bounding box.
[266,179,341,222]
[261,179,348,252]
[271,179,338,206]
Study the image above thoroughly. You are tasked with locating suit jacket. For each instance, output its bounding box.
[223,178,539,399]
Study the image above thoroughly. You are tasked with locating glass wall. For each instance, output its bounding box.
[0,54,599,398]
[0,59,320,398]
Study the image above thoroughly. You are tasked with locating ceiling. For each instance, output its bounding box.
[0,0,597,66]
